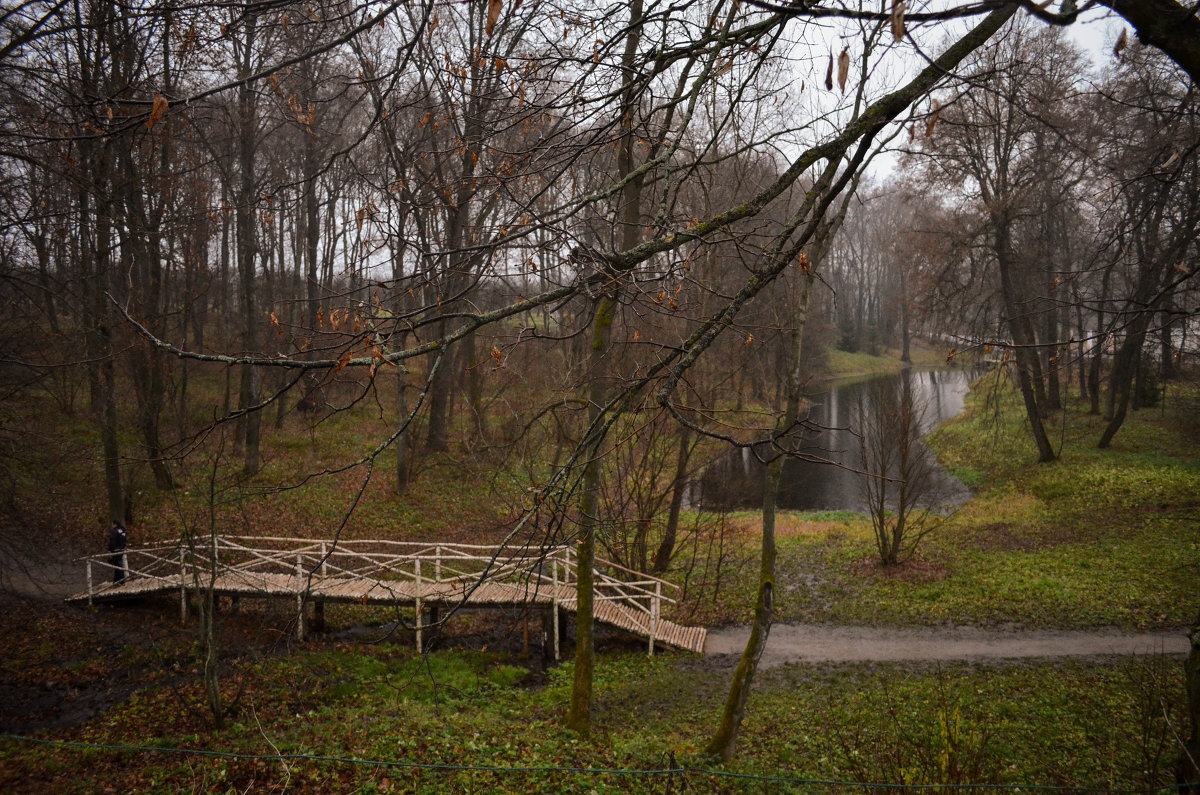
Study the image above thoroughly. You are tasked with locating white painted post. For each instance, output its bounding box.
[551,555,560,661]
[434,546,441,583]
[414,558,423,654]
[179,546,188,622]
[320,542,327,578]
[648,581,660,657]
[295,554,305,641]
[86,559,93,606]
[121,551,128,584]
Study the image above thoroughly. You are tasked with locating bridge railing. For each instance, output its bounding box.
[77,535,682,654]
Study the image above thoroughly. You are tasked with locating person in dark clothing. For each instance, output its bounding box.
[108,520,127,584]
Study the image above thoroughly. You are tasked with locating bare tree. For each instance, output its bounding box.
[856,370,940,566]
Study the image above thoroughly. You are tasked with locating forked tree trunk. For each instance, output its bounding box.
[995,217,1055,462]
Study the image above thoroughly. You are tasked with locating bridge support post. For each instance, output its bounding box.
[295,554,305,641]
[648,582,660,657]
[179,546,188,623]
[551,556,560,661]
[414,558,422,654]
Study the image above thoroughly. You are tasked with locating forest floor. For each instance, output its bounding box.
[0,529,1188,738]
[1,364,1195,790]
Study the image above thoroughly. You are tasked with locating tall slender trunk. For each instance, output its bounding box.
[119,144,174,490]
[1098,317,1154,448]
[565,292,617,735]
[899,265,911,364]
[1044,296,1061,411]
[303,128,322,406]
[425,317,452,452]
[1160,304,1175,382]
[235,9,261,475]
[653,424,691,574]
[80,144,126,523]
[567,0,645,732]
[707,268,813,761]
[396,358,410,493]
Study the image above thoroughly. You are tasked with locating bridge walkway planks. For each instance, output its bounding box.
[69,558,707,654]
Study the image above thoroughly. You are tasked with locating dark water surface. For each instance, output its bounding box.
[695,368,979,513]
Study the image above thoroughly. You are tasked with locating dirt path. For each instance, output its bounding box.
[704,623,1190,668]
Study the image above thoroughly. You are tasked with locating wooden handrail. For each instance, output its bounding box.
[77,536,678,607]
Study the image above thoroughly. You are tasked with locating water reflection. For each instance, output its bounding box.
[695,368,979,512]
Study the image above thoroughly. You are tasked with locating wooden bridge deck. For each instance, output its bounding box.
[69,537,707,654]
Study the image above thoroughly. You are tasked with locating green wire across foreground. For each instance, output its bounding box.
[2,733,1192,793]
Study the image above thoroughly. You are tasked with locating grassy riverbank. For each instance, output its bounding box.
[824,342,947,379]
[670,370,1199,630]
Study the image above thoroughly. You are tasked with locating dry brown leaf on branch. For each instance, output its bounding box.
[824,51,834,91]
[146,94,168,129]
[891,1,906,42]
[487,0,502,36]
[1113,28,1127,59]
[925,98,943,137]
[837,47,850,93]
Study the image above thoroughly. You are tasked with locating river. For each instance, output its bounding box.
[693,367,980,513]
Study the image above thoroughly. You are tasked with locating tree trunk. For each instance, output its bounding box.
[425,318,452,452]
[568,0,645,734]
[235,10,261,476]
[653,424,691,575]
[396,357,411,494]
[1099,321,1153,448]
[1160,305,1175,382]
[706,268,812,761]
[565,292,617,735]
[995,216,1055,462]
[81,166,125,524]
[900,265,911,364]
[118,143,174,490]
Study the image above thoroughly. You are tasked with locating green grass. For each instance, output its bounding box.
[4,365,1198,792]
[1,647,1183,792]
[824,342,947,379]
[667,372,1200,630]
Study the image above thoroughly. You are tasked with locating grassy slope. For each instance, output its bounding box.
[1,644,1183,792]
[3,368,1197,791]
[4,360,1195,792]
[824,341,947,379]
[673,370,1200,630]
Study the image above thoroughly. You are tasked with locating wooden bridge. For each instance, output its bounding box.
[68,536,707,656]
